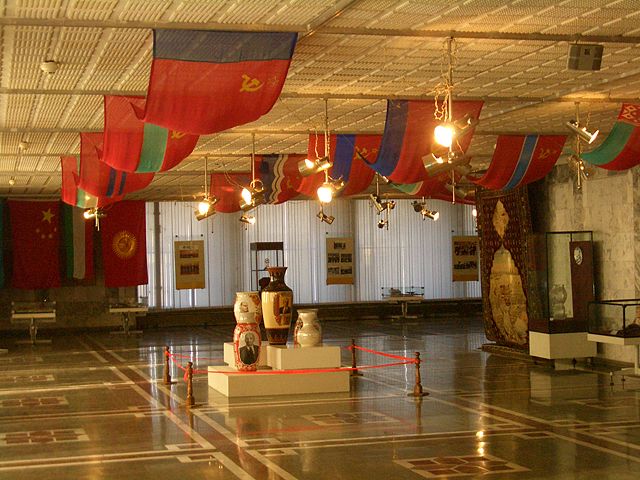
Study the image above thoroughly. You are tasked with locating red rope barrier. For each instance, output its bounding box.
[347,344,416,362]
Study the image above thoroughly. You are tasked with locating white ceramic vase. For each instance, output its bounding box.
[233,291,262,325]
[294,309,322,347]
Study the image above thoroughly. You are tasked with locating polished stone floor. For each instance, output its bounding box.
[1,315,640,479]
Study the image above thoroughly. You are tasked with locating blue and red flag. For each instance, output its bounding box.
[61,155,121,208]
[297,134,380,198]
[102,96,199,173]
[257,154,304,204]
[77,133,154,199]
[473,134,567,190]
[582,103,640,170]
[142,30,297,135]
[370,100,484,184]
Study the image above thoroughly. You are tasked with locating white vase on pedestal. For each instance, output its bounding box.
[294,309,322,347]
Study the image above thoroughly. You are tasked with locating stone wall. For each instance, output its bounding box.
[545,166,636,363]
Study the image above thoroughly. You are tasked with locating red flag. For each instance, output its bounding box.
[209,172,252,213]
[143,30,297,135]
[100,201,148,287]
[9,200,61,289]
[102,96,199,173]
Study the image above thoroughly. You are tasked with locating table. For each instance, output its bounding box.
[11,304,56,345]
[386,295,424,319]
[109,304,148,335]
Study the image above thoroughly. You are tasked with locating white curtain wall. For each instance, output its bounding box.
[141,199,481,308]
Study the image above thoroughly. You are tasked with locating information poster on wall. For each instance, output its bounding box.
[326,237,354,285]
[174,240,205,290]
[452,236,479,281]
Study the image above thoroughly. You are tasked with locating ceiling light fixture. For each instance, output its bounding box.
[412,198,439,221]
[40,60,59,75]
[195,156,218,221]
[370,174,395,230]
[239,133,265,212]
[298,155,331,176]
[239,214,256,226]
[83,207,106,230]
[316,209,334,225]
[567,102,598,190]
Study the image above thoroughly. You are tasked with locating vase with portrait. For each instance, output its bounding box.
[261,266,293,345]
[233,307,261,371]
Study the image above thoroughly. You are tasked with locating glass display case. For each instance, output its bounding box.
[588,300,640,338]
[528,231,594,334]
[250,242,284,292]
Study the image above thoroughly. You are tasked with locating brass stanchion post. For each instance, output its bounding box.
[163,346,172,385]
[407,352,428,397]
[350,338,363,377]
[186,361,195,407]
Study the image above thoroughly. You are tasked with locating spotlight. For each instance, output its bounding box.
[377,219,388,229]
[566,120,599,144]
[317,177,344,204]
[472,207,478,217]
[421,208,440,221]
[239,214,256,225]
[316,210,335,224]
[8,177,15,186]
[83,208,105,220]
[195,196,218,221]
[411,200,423,213]
[298,156,331,177]
[434,123,455,148]
[239,179,266,211]
[369,193,395,213]
[445,183,475,200]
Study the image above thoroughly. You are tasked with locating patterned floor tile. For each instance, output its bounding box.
[395,454,529,478]
[0,429,89,446]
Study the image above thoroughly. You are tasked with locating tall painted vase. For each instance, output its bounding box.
[261,266,293,345]
[233,292,262,371]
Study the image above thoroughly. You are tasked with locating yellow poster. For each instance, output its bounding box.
[326,237,354,285]
[174,240,205,290]
[452,236,479,282]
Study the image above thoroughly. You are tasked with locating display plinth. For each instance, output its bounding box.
[223,342,268,367]
[209,344,349,397]
[207,366,349,397]
[267,345,340,370]
[529,332,596,370]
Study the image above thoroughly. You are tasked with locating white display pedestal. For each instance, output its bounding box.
[587,334,640,375]
[209,344,350,398]
[529,332,596,370]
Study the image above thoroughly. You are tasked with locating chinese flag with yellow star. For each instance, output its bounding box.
[100,201,148,287]
[8,200,61,289]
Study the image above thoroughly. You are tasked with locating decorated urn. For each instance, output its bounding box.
[261,266,293,345]
[232,291,262,371]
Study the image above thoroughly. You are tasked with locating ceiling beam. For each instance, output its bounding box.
[1,16,639,44]
[0,87,635,104]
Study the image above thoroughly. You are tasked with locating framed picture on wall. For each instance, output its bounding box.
[326,237,354,285]
[452,236,479,281]
[174,240,205,290]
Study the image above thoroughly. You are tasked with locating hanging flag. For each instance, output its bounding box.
[257,154,304,204]
[142,30,297,135]
[78,133,154,198]
[582,103,640,170]
[9,200,61,289]
[297,134,380,198]
[100,201,148,287]
[102,96,199,173]
[473,135,567,190]
[61,155,121,208]
[62,204,94,281]
[391,175,471,203]
[369,100,484,184]
[209,172,252,213]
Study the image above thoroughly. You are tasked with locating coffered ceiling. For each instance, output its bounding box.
[1,0,639,200]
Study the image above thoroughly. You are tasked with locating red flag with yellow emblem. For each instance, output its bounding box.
[100,201,148,287]
[9,200,61,289]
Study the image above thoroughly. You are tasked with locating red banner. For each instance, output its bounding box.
[9,200,61,289]
[100,201,148,287]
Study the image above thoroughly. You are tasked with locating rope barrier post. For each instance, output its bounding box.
[407,352,428,397]
[186,361,195,408]
[350,339,363,377]
[163,346,172,385]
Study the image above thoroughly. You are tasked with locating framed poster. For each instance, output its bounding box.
[174,240,205,290]
[452,236,479,281]
[326,237,354,285]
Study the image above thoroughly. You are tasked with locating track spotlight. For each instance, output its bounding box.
[370,194,395,213]
[411,200,423,213]
[195,196,218,221]
[423,151,469,177]
[317,177,344,204]
[566,120,599,144]
[83,207,105,220]
[377,218,388,229]
[434,114,478,149]
[412,199,439,221]
[239,179,266,211]
[298,156,331,177]
[239,214,256,225]
[316,210,335,225]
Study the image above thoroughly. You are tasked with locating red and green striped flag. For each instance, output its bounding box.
[62,204,94,281]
